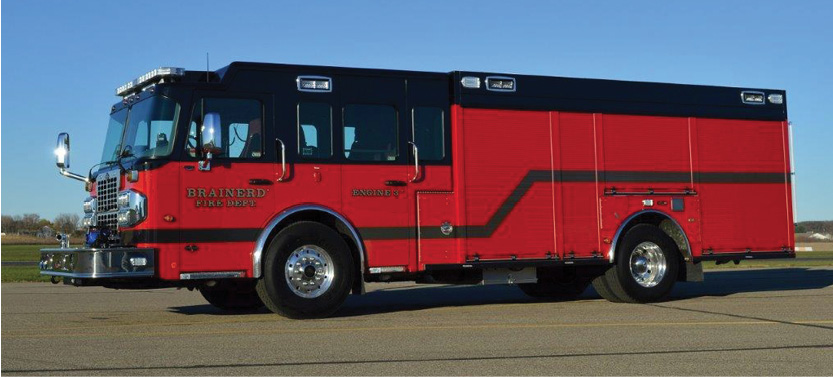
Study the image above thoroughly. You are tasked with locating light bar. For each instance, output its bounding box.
[297,76,332,92]
[485,76,516,92]
[740,91,765,105]
[768,93,784,104]
[116,67,185,97]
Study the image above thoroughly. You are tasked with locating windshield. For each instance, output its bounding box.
[100,96,181,163]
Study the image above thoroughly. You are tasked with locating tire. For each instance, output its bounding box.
[593,224,680,303]
[519,276,589,300]
[256,221,354,319]
[199,279,264,311]
[591,273,626,303]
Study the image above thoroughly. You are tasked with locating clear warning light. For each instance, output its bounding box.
[768,94,784,104]
[461,76,481,89]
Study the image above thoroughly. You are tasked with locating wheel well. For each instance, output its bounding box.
[258,209,365,294]
[612,211,692,280]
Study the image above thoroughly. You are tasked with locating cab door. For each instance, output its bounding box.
[337,75,411,271]
[179,92,276,274]
[404,78,455,269]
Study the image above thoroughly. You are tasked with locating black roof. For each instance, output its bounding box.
[195,62,788,121]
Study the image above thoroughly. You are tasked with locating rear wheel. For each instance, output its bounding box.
[256,221,354,319]
[592,224,680,303]
[199,279,264,311]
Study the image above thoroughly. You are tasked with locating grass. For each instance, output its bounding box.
[2,244,832,283]
[2,266,51,283]
[2,244,52,283]
[1,234,84,245]
[1,244,48,262]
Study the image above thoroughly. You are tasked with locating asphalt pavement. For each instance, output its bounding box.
[2,267,833,375]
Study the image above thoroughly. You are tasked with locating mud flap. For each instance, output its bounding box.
[681,261,704,282]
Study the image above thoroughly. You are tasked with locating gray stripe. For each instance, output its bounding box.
[604,171,691,183]
[697,172,788,184]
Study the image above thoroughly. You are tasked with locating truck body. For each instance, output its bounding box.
[42,62,794,317]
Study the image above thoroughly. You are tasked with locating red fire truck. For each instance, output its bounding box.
[42,62,794,318]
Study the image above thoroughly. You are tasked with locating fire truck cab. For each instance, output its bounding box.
[42,62,794,318]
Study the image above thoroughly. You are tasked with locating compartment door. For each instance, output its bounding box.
[417,192,458,267]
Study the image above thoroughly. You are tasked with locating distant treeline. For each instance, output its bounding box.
[1,213,82,237]
[796,221,833,235]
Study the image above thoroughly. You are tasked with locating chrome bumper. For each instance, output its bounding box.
[40,247,155,279]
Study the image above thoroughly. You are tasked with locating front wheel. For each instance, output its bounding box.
[256,221,354,319]
[592,224,680,303]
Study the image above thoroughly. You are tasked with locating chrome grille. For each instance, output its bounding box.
[95,172,120,229]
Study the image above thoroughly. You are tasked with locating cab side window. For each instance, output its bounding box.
[412,107,445,161]
[297,102,332,159]
[343,104,398,161]
[187,98,263,159]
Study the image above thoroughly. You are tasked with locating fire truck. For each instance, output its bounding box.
[42,62,794,318]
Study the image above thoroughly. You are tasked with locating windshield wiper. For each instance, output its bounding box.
[87,159,120,181]
[117,145,134,171]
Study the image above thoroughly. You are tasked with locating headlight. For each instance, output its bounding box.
[83,197,96,213]
[117,190,147,227]
[81,214,95,228]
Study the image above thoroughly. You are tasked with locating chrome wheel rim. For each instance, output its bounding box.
[285,245,334,298]
[628,242,667,288]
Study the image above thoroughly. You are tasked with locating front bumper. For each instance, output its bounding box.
[40,247,155,279]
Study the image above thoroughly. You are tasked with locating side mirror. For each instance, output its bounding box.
[201,113,222,156]
[198,113,222,171]
[54,132,87,183]
[55,133,70,169]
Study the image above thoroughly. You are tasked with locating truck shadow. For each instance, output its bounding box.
[337,268,833,317]
[169,268,833,317]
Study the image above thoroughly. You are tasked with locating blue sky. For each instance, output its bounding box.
[2,1,831,221]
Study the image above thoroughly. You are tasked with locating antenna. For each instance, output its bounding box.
[206,52,210,82]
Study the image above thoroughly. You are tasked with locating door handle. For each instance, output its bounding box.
[385,180,407,187]
[249,178,273,186]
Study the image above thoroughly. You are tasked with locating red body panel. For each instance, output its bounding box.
[556,112,602,258]
[119,104,793,280]
[461,109,555,261]
[695,119,793,253]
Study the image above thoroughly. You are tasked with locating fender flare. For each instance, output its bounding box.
[252,204,366,280]
[607,209,692,264]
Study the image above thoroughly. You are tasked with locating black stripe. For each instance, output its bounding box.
[360,169,787,241]
[355,227,414,241]
[120,170,787,243]
[121,228,261,244]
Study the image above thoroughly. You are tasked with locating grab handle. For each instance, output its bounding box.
[276,138,287,182]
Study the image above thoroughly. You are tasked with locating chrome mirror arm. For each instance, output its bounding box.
[198,151,212,171]
[59,168,90,183]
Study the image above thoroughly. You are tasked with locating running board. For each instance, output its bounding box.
[695,251,794,262]
[425,257,610,271]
